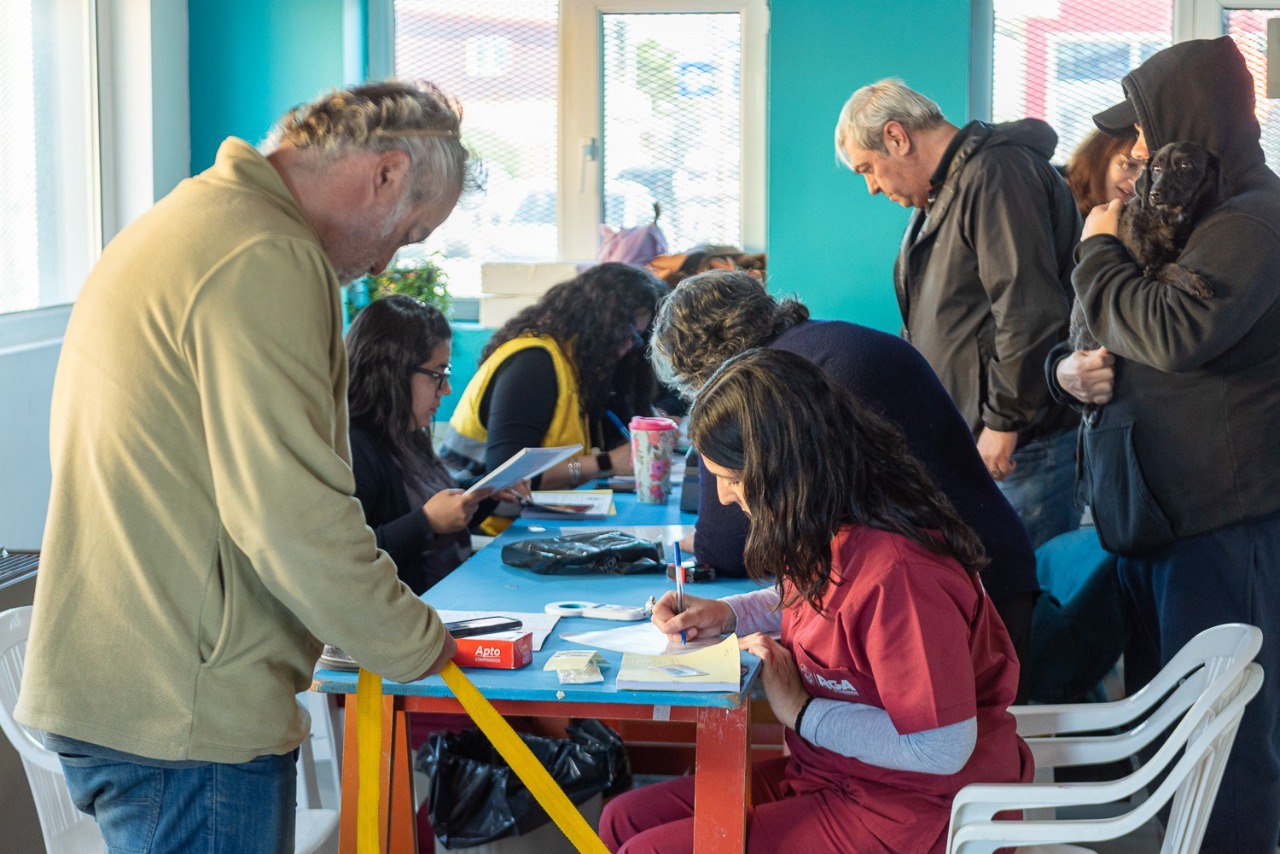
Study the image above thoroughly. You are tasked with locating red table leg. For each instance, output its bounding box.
[338,694,417,854]
[693,704,751,852]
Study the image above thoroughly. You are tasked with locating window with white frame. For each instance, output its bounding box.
[380,0,766,297]
[0,0,101,315]
[981,0,1280,170]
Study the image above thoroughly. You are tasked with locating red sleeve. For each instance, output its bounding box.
[858,560,979,735]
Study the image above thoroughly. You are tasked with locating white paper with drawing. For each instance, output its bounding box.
[561,621,724,656]
[464,445,580,495]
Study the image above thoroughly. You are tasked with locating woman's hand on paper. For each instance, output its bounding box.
[423,488,489,534]
[740,633,809,730]
[652,591,735,641]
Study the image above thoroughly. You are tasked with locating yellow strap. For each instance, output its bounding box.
[356,668,383,853]
[354,662,609,854]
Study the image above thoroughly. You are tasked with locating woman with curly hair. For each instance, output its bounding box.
[601,349,1031,853]
[441,263,666,527]
[346,295,512,594]
[650,270,1040,689]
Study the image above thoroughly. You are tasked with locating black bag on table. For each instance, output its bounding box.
[417,720,631,849]
[500,530,664,575]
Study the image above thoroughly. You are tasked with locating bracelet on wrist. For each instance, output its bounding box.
[792,696,815,734]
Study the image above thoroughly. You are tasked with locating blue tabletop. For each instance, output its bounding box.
[315,487,767,708]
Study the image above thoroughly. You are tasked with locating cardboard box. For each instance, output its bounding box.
[480,261,583,296]
[453,631,534,670]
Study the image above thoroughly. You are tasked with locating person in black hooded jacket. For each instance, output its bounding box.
[835,79,1081,551]
[1050,37,1280,852]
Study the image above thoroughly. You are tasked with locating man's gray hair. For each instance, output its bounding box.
[262,80,482,204]
[834,78,945,164]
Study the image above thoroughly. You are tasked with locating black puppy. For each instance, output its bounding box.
[1070,141,1224,350]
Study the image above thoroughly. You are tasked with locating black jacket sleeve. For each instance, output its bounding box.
[481,348,560,479]
[350,430,435,582]
[693,456,751,577]
[967,155,1074,432]
[1073,212,1280,372]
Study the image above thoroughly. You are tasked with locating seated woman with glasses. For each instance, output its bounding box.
[346,295,511,595]
[441,262,666,531]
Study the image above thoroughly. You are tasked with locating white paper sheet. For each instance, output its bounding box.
[436,610,561,651]
[465,445,580,494]
[561,621,723,656]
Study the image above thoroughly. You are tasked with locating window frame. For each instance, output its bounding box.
[371,0,768,265]
[0,0,189,332]
[973,0,1280,122]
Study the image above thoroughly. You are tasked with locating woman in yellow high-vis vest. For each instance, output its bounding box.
[441,263,666,530]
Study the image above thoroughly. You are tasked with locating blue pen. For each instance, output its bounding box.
[606,410,632,442]
[674,541,687,645]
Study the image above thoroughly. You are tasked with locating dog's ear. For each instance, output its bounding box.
[1134,158,1153,204]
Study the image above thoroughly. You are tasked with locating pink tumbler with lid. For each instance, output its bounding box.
[629,416,679,503]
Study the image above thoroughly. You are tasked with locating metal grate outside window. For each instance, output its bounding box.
[992,0,1172,165]
[601,12,742,250]
[393,1,560,296]
[1224,9,1280,171]
[0,0,98,315]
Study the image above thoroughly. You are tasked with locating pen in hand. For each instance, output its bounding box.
[674,541,687,645]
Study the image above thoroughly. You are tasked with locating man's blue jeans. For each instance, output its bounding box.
[996,428,1081,549]
[59,749,296,853]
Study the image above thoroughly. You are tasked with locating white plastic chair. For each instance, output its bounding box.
[947,638,1264,853]
[0,607,339,854]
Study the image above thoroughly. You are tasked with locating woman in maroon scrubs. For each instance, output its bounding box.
[601,349,1031,853]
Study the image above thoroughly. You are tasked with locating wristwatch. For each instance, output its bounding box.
[595,451,614,473]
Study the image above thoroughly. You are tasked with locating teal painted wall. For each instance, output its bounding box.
[767,0,971,333]
[188,0,353,172]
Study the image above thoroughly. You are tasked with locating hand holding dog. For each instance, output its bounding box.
[1083,198,1123,240]
[1057,348,1116,405]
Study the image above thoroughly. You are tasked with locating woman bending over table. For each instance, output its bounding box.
[601,348,1031,853]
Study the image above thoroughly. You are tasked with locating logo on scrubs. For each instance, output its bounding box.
[799,663,858,696]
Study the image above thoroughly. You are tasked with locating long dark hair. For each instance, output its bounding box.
[689,349,988,612]
[481,262,666,416]
[346,295,452,480]
[650,269,809,399]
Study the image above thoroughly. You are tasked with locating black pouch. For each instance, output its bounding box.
[500,530,664,575]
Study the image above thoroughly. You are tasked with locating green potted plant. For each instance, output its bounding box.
[343,254,452,327]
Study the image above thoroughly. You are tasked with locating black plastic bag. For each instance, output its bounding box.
[417,720,632,849]
[501,530,664,575]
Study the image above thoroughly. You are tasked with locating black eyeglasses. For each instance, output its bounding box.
[413,364,452,391]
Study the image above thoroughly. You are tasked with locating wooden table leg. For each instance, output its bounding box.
[693,704,751,853]
[339,695,359,854]
[385,696,417,853]
[337,694,417,854]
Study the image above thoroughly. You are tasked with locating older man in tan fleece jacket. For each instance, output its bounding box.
[15,81,473,852]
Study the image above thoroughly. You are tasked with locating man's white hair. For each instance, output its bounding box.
[834,78,946,165]
[262,79,482,204]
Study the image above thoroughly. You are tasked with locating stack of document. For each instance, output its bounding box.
[521,490,614,520]
[616,635,741,692]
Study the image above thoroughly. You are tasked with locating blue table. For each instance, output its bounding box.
[315,488,765,853]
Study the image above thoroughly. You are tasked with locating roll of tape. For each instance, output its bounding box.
[544,600,598,616]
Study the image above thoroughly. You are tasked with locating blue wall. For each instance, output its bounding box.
[766,0,971,333]
[188,0,355,172]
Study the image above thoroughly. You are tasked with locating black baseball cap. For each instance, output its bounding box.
[1094,98,1138,137]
